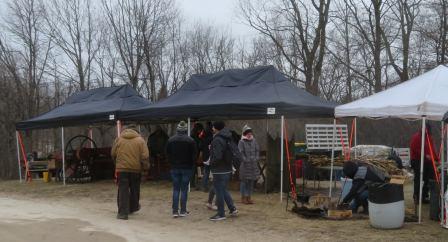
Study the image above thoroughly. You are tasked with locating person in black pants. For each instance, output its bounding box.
[111,125,150,220]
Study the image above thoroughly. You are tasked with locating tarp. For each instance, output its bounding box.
[335,65,448,121]
[122,65,335,121]
[16,84,151,130]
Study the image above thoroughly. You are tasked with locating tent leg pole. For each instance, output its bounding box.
[419,117,426,224]
[329,119,336,197]
[116,120,121,137]
[441,121,445,227]
[354,118,357,159]
[187,118,191,136]
[444,123,448,228]
[280,115,284,202]
[16,131,22,183]
[187,117,191,192]
[61,127,66,186]
[88,127,93,148]
[265,118,268,194]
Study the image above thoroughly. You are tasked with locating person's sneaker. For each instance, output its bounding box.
[116,214,128,220]
[179,211,190,217]
[229,209,239,217]
[209,214,226,221]
[172,212,179,218]
[205,203,218,211]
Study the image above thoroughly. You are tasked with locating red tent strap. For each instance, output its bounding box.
[347,119,356,161]
[438,125,447,161]
[283,119,297,200]
[17,132,31,182]
[426,132,440,184]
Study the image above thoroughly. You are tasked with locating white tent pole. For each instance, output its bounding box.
[187,118,191,136]
[16,131,22,183]
[88,127,93,148]
[445,123,448,228]
[441,121,445,226]
[329,118,336,197]
[418,117,426,223]
[280,115,284,202]
[354,118,358,159]
[61,126,66,186]
[187,117,191,193]
[116,120,121,137]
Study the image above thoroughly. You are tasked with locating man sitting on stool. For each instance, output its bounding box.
[339,161,387,214]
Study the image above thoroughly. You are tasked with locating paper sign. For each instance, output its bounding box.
[109,114,115,120]
[267,107,276,115]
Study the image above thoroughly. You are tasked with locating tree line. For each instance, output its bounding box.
[0,0,446,178]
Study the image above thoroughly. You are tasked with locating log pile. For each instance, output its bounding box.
[308,155,345,167]
[308,155,403,176]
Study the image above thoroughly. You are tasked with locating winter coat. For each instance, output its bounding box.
[210,128,233,174]
[111,129,150,173]
[166,131,198,170]
[238,138,260,180]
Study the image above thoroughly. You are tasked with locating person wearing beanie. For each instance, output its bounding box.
[111,124,150,220]
[238,124,260,205]
[339,160,387,214]
[166,121,198,218]
[209,120,238,221]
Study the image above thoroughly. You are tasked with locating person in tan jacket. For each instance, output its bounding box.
[111,124,149,220]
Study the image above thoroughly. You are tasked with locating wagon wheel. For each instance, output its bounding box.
[64,135,97,183]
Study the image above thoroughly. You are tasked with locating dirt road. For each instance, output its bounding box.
[0,180,446,242]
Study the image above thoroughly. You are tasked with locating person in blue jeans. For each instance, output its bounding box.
[209,121,238,221]
[166,121,198,218]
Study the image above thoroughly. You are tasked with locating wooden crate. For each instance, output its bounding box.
[327,209,352,220]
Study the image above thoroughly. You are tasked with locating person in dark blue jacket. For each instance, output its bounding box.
[166,121,198,218]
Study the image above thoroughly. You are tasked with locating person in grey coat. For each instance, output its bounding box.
[238,124,260,204]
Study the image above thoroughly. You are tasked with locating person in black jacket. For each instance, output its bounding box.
[209,121,238,221]
[339,161,387,214]
[166,121,198,218]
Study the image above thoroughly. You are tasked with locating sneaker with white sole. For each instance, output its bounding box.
[205,203,218,211]
[179,211,190,217]
[209,214,226,221]
[229,209,239,217]
[172,212,179,218]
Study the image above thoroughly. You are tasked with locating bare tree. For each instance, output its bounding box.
[239,0,331,95]
[43,0,101,90]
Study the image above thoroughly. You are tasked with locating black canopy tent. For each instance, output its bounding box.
[122,65,335,122]
[16,84,151,130]
[15,84,152,184]
[121,66,336,201]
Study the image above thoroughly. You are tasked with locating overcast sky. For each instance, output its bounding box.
[176,0,258,39]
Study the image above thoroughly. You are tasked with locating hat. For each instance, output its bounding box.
[242,124,252,135]
[177,121,188,131]
[212,121,225,131]
[125,124,138,132]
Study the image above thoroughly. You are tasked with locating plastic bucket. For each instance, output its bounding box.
[43,171,50,182]
[368,183,404,229]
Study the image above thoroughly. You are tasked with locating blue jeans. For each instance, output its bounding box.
[213,173,236,217]
[202,165,210,190]
[171,169,193,213]
[240,179,255,197]
[350,190,369,213]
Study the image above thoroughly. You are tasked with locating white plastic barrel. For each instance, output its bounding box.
[368,183,404,229]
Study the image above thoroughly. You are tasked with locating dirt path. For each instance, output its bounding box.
[0,180,446,242]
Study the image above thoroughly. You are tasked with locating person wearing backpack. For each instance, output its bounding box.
[238,125,260,205]
[209,121,239,221]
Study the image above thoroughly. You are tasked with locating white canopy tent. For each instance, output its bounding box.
[335,65,448,225]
